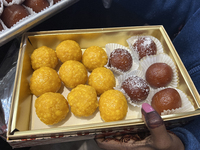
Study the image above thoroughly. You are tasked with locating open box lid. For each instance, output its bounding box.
[0,0,79,47]
[7,25,200,140]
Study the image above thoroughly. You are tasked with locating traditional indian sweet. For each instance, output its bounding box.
[31,46,58,70]
[133,37,157,60]
[109,48,133,72]
[146,63,173,88]
[56,40,82,63]
[121,75,150,103]
[59,60,88,89]
[82,46,108,71]
[30,67,61,97]
[99,89,128,122]
[23,0,49,13]
[1,4,29,28]
[88,67,116,95]
[67,84,98,117]
[35,92,69,125]
[151,88,182,115]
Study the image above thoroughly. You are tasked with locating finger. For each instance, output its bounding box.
[95,134,152,150]
[141,103,172,149]
[95,136,125,150]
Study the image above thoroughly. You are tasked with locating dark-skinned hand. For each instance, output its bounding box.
[95,103,184,150]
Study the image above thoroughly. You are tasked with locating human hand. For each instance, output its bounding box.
[95,103,184,150]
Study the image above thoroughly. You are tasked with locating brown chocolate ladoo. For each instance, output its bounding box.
[23,0,49,13]
[146,63,173,88]
[109,48,133,72]
[133,37,157,60]
[151,88,182,115]
[1,4,29,28]
[121,75,150,102]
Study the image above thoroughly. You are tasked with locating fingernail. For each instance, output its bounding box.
[142,103,154,113]
[141,103,163,129]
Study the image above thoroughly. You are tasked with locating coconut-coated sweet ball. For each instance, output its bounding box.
[121,75,150,103]
[56,40,82,63]
[88,67,116,95]
[59,60,88,89]
[109,48,132,72]
[35,92,69,125]
[133,37,157,60]
[82,46,108,71]
[99,90,128,122]
[31,46,58,70]
[30,67,61,97]
[67,84,98,117]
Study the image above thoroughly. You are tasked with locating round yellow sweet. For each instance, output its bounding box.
[35,92,69,125]
[88,67,116,95]
[82,46,108,71]
[59,60,88,89]
[30,67,61,97]
[67,84,98,117]
[56,40,82,63]
[99,90,128,122]
[31,46,58,70]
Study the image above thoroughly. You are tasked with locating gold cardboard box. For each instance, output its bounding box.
[7,26,200,148]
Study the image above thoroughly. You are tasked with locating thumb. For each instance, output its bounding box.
[141,103,172,149]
